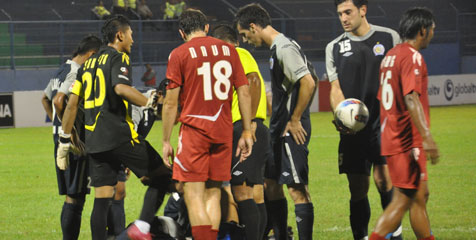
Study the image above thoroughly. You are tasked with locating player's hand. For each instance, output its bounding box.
[423,135,440,164]
[125,168,131,180]
[70,126,86,156]
[235,130,253,162]
[332,119,355,135]
[251,121,257,142]
[162,141,174,169]
[56,133,71,170]
[145,90,158,109]
[283,119,307,145]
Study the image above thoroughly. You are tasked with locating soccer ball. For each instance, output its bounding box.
[334,98,369,132]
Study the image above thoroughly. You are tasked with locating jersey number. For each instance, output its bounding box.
[197,60,232,101]
[83,69,106,109]
[380,70,394,110]
[339,40,351,53]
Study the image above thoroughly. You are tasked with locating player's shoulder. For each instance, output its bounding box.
[326,33,346,53]
[370,24,400,44]
[236,47,254,60]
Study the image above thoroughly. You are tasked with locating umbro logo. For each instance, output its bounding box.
[343,52,353,57]
[282,172,290,177]
[233,170,243,176]
[296,217,302,222]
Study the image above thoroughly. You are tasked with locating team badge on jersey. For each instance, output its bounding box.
[269,57,274,70]
[373,42,385,56]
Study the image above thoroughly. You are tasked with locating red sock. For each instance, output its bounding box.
[210,228,219,239]
[369,232,387,240]
[419,235,435,240]
[191,225,212,240]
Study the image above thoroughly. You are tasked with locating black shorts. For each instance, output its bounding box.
[265,134,310,185]
[117,164,128,182]
[54,135,90,196]
[230,120,269,186]
[338,130,387,175]
[89,138,164,187]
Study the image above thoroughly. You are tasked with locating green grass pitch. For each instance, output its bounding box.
[0,105,475,239]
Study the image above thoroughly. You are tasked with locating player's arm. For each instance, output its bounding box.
[329,79,345,112]
[162,87,180,168]
[41,93,53,120]
[404,91,439,164]
[236,84,253,161]
[53,92,67,120]
[284,73,316,144]
[247,72,261,141]
[56,92,81,170]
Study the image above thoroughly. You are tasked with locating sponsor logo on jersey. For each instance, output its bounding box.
[373,42,385,56]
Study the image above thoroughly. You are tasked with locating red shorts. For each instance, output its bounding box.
[173,124,232,182]
[386,147,428,189]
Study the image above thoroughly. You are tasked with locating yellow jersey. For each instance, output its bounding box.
[232,47,267,123]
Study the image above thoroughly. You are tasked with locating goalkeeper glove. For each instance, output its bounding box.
[57,133,71,170]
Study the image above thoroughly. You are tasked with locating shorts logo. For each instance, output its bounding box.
[233,170,243,176]
[282,172,290,177]
[338,153,344,166]
[343,52,353,57]
[373,42,385,56]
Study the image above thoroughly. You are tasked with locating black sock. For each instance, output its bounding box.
[350,197,370,240]
[61,202,84,240]
[267,198,288,240]
[237,199,260,240]
[139,186,165,223]
[107,199,125,236]
[257,203,267,240]
[295,203,314,240]
[380,188,393,209]
[91,198,112,240]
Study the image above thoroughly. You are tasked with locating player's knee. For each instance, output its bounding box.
[231,185,253,202]
[287,184,311,203]
[264,179,285,200]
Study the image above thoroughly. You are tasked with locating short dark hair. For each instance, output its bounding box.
[210,24,238,44]
[72,35,102,58]
[334,0,368,8]
[399,7,435,40]
[101,15,131,44]
[179,9,208,36]
[234,3,271,29]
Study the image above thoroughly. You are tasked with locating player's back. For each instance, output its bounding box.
[73,46,138,153]
[379,43,429,155]
[166,36,247,143]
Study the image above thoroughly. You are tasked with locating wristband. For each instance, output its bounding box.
[242,130,252,139]
[59,133,71,143]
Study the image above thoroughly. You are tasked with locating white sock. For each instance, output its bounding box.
[134,220,150,233]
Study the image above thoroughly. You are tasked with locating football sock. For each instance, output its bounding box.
[237,199,260,240]
[91,198,112,240]
[295,203,314,240]
[379,188,393,209]
[267,198,288,240]
[108,199,125,236]
[350,197,370,240]
[139,186,165,223]
[61,202,84,240]
[257,203,268,239]
[191,225,212,240]
[369,232,387,240]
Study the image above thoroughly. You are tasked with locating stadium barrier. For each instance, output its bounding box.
[428,74,476,106]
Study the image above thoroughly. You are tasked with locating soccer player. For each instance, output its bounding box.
[41,35,101,240]
[370,7,439,240]
[161,9,254,240]
[57,15,172,240]
[325,0,402,239]
[211,24,269,240]
[234,4,318,239]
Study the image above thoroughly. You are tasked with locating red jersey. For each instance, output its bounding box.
[166,36,248,142]
[378,43,430,156]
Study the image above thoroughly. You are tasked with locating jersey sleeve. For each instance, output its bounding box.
[238,48,260,75]
[325,42,338,82]
[166,49,183,89]
[58,67,79,95]
[278,44,310,84]
[230,48,248,89]
[70,67,85,98]
[400,51,424,96]
[44,81,53,100]
[111,53,132,87]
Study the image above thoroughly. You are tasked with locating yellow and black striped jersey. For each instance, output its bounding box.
[71,46,139,153]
